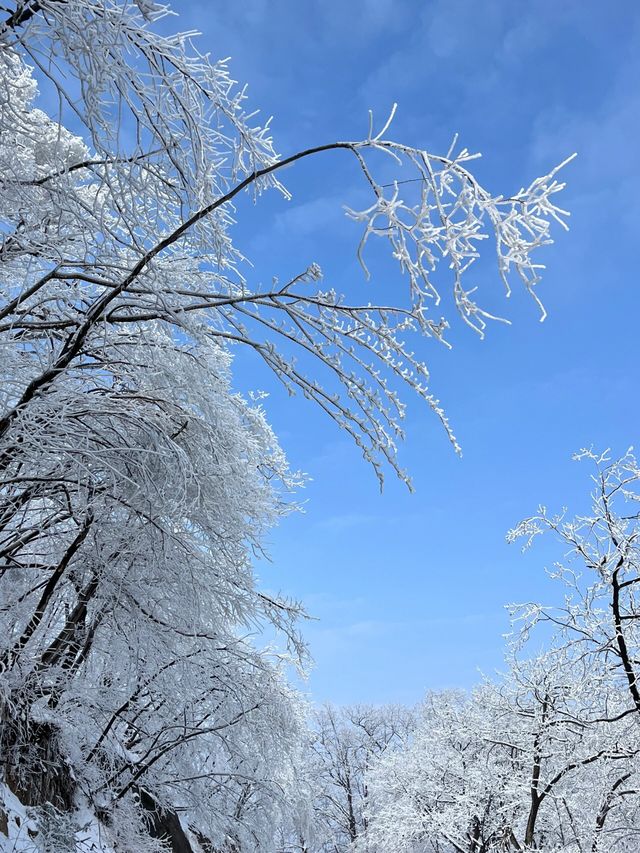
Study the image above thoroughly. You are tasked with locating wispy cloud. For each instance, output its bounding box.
[315,512,379,533]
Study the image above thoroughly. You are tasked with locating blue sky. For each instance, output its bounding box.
[177,1,640,704]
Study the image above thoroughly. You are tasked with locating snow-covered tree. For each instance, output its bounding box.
[362,451,640,853]
[508,449,640,722]
[300,704,415,852]
[0,0,573,849]
[365,667,640,853]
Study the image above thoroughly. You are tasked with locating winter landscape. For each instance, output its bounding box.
[1,1,639,850]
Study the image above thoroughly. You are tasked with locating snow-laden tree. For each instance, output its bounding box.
[0,0,573,849]
[364,688,521,853]
[296,704,415,852]
[493,652,640,852]
[365,687,533,853]
[360,451,640,853]
[0,290,310,847]
[508,449,640,722]
[0,39,310,852]
[364,666,640,853]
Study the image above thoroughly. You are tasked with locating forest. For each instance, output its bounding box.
[0,1,638,851]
